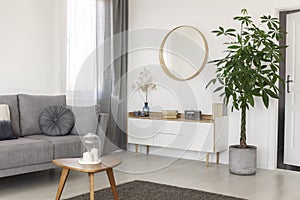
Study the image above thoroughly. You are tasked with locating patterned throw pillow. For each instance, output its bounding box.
[0,104,18,140]
[39,106,75,136]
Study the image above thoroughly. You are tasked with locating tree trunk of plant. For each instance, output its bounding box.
[240,105,247,148]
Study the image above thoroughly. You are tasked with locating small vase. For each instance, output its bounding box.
[142,102,150,117]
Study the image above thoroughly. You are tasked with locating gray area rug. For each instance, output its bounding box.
[64,180,246,200]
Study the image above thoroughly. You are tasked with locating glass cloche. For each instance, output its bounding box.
[79,133,101,164]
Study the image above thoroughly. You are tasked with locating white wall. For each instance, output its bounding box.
[0,0,65,95]
[128,0,300,170]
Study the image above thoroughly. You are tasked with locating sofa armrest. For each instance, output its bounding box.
[97,113,108,152]
[98,113,108,134]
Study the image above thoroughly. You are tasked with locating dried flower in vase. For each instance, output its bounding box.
[132,68,157,102]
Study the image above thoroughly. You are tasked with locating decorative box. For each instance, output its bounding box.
[184,110,202,120]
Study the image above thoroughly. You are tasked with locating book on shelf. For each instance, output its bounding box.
[162,115,178,119]
[161,110,178,119]
[161,110,178,116]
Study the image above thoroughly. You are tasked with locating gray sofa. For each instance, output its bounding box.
[0,94,107,178]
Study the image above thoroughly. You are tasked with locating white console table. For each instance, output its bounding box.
[127,113,229,167]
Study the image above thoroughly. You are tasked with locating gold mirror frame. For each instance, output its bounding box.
[159,25,209,81]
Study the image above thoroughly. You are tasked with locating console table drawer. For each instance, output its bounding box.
[153,121,213,151]
[153,133,194,150]
[153,120,183,135]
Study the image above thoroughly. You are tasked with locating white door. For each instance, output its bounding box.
[284,12,300,166]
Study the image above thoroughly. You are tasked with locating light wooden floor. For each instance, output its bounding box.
[0,151,300,200]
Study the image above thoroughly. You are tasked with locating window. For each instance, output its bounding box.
[66,0,106,105]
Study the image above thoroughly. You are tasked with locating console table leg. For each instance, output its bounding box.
[88,172,94,200]
[55,168,70,200]
[216,152,220,164]
[206,153,209,167]
[135,144,138,154]
[106,168,119,200]
[146,145,150,155]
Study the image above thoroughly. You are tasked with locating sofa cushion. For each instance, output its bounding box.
[0,104,18,140]
[68,105,101,135]
[39,106,74,136]
[18,94,66,136]
[0,121,18,140]
[27,135,82,159]
[0,95,20,136]
[0,138,53,170]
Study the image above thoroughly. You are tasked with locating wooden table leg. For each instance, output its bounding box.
[135,144,138,154]
[146,145,150,155]
[106,168,119,200]
[89,173,95,200]
[55,168,70,200]
[216,152,220,164]
[206,153,209,167]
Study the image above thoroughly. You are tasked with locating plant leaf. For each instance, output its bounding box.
[252,88,261,96]
[206,78,216,88]
[248,95,255,107]
[265,89,279,99]
[228,45,240,49]
[262,90,269,108]
[241,9,248,15]
[214,86,224,93]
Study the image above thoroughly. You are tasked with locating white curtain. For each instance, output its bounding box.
[66,0,103,106]
[67,0,128,151]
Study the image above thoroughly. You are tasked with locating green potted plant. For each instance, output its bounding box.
[207,9,286,175]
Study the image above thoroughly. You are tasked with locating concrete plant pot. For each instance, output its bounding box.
[229,145,257,175]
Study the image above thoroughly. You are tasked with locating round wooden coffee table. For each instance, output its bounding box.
[53,157,122,200]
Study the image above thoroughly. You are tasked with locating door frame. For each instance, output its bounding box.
[277,9,300,170]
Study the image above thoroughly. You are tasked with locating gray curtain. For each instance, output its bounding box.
[96,0,128,153]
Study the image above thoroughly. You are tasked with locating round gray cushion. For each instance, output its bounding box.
[39,106,74,136]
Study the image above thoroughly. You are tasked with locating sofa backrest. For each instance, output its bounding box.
[0,95,21,136]
[18,94,66,136]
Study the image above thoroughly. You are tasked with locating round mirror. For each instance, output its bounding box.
[159,26,209,81]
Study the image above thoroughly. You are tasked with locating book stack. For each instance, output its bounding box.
[162,110,178,119]
[212,103,227,119]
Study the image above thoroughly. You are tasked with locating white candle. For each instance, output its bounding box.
[91,148,99,161]
[83,152,93,162]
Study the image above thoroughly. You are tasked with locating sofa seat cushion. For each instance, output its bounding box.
[27,135,82,159]
[0,138,53,170]
[0,95,20,136]
[18,94,66,136]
